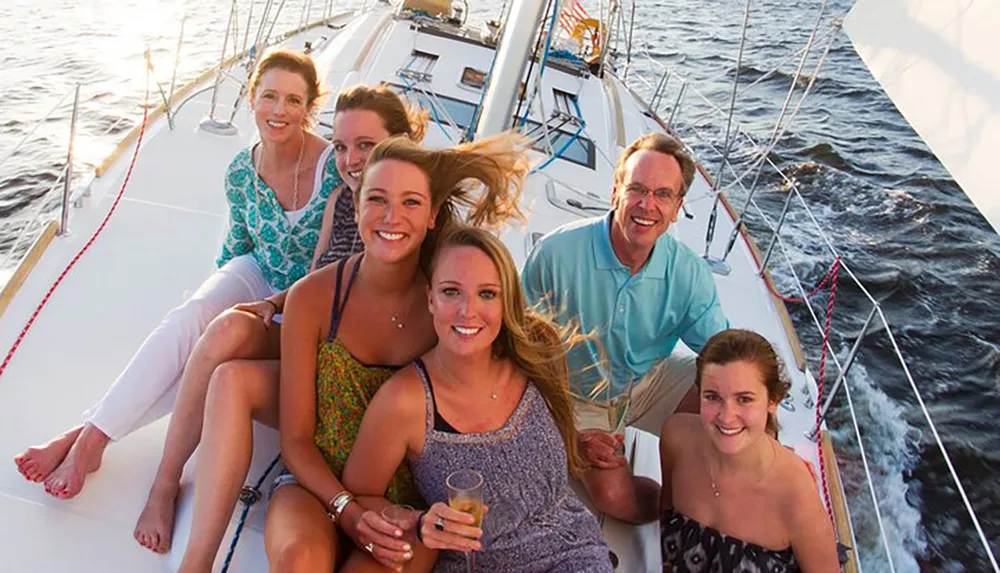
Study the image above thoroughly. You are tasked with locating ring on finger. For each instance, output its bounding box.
[434,516,445,531]
[364,542,375,553]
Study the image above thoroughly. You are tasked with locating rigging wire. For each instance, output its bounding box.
[702,0,752,259]
[0,65,152,380]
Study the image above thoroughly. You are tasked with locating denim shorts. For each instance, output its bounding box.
[269,466,299,499]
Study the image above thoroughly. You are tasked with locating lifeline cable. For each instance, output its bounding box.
[0,72,151,380]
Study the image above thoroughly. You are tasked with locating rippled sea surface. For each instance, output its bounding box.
[1,0,997,570]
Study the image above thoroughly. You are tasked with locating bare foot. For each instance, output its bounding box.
[43,423,109,499]
[13,425,84,483]
[134,482,179,554]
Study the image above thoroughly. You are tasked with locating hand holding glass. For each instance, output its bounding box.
[446,469,484,572]
[379,505,418,571]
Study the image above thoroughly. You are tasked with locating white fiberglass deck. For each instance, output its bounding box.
[0,7,824,572]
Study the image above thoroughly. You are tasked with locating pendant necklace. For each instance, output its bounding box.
[390,313,405,330]
[356,262,410,330]
[708,438,778,499]
[435,350,501,400]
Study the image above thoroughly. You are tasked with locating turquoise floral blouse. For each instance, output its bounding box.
[216,145,340,291]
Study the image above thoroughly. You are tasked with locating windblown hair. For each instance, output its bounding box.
[694,329,791,437]
[614,133,696,196]
[248,49,323,126]
[431,226,587,477]
[359,132,529,269]
[334,85,428,142]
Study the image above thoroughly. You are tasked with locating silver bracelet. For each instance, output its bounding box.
[327,491,354,523]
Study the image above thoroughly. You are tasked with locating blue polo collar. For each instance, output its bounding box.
[593,212,670,278]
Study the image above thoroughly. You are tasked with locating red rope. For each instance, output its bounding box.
[765,255,841,304]
[0,93,150,379]
[813,257,840,523]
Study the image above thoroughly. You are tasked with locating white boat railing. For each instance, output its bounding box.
[0,1,353,286]
[611,22,999,573]
[1,83,90,273]
[0,43,182,277]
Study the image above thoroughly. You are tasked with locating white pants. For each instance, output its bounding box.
[84,255,275,440]
[574,345,698,437]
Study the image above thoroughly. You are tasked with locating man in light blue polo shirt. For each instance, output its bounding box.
[523,132,728,524]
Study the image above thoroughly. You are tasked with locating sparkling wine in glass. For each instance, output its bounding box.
[607,376,636,438]
[446,469,484,573]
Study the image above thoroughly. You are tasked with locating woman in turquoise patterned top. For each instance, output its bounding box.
[215,139,337,291]
[13,49,336,512]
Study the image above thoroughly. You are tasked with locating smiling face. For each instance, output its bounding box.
[610,149,685,252]
[699,360,778,455]
[356,158,435,264]
[251,68,311,144]
[332,109,392,192]
[428,245,504,358]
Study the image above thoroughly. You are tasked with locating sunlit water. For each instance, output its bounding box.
[1,0,997,570]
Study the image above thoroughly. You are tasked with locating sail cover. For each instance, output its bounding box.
[844,0,1000,233]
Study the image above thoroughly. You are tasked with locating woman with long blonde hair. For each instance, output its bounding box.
[341,225,611,573]
[176,133,529,573]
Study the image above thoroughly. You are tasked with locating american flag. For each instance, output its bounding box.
[558,0,591,34]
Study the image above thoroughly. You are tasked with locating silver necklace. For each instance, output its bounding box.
[253,132,305,211]
[356,263,410,330]
[709,460,722,498]
[435,351,501,400]
[708,439,777,498]
[390,313,406,330]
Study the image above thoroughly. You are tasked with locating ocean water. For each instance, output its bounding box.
[1,0,997,570]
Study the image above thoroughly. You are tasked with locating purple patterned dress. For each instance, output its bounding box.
[410,359,612,573]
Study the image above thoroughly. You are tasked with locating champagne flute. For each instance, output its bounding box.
[606,375,636,454]
[446,469,484,573]
[586,361,633,455]
[380,504,419,571]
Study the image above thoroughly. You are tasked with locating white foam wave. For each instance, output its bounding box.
[833,361,926,573]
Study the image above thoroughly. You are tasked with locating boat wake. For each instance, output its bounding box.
[828,362,926,573]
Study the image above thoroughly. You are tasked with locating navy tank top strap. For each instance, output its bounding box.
[327,255,363,341]
[413,357,460,434]
[413,358,436,433]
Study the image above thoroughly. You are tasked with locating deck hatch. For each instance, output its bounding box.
[387,83,478,131]
[552,88,579,116]
[460,67,487,90]
[521,119,596,169]
[398,50,440,84]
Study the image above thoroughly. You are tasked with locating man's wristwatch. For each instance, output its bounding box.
[327,491,355,523]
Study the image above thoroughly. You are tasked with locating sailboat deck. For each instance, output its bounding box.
[0,8,823,572]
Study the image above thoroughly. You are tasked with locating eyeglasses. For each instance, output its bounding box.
[622,183,681,203]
